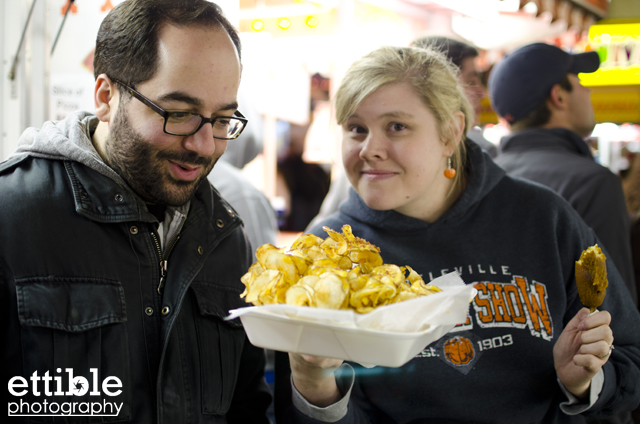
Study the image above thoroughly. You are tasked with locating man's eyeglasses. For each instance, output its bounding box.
[112,79,248,140]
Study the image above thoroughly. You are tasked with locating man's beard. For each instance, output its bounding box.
[103,107,216,206]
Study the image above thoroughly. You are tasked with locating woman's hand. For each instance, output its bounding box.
[553,308,614,399]
[289,353,344,407]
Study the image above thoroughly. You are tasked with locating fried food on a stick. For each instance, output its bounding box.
[575,244,608,313]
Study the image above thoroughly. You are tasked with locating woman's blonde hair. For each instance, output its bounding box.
[334,46,474,196]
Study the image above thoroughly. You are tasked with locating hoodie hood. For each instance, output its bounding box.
[338,140,506,234]
[11,111,127,187]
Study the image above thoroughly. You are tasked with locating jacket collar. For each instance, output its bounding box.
[66,160,153,223]
[499,127,593,160]
[67,159,240,234]
[66,160,234,229]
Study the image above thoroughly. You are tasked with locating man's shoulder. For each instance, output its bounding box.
[208,160,263,200]
[0,154,66,191]
[498,146,599,171]
[207,161,273,217]
[0,153,32,175]
[496,132,625,217]
[498,128,591,156]
[497,129,606,176]
[0,157,74,227]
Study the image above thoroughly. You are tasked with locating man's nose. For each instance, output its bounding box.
[183,123,218,158]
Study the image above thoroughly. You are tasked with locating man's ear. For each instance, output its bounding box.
[547,84,567,112]
[94,74,117,122]
[497,116,511,131]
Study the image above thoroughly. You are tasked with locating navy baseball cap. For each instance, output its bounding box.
[488,43,600,123]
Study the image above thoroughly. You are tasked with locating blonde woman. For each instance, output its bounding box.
[274,46,640,424]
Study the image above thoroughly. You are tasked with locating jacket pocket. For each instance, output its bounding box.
[190,282,247,416]
[14,277,131,423]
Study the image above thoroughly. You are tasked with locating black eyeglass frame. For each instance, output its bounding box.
[112,79,248,140]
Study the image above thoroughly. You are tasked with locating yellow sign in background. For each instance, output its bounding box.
[580,19,640,123]
[590,86,640,123]
[579,19,640,88]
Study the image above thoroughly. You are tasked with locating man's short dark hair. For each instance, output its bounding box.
[509,74,573,131]
[93,0,241,88]
[410,36,478,70]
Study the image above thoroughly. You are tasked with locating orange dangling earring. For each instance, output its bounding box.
[444,156,456,179]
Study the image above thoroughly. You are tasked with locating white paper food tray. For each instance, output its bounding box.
[238,309,453,367]
[227,272,476,368]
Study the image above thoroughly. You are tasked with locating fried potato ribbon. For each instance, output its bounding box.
[240,225,441,313]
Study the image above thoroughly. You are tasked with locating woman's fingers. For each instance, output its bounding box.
[578,310,613,359]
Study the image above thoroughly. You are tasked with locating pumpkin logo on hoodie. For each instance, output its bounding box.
[444,336,475,365]
[434,333,483,374]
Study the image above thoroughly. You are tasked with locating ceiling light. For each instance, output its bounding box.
[251,20,265,31]
[277,17,291,30]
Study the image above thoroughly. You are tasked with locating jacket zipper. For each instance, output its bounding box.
[150,216,186,295]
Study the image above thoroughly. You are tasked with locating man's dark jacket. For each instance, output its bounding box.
[0,112,272,423]
[495,128,637,304]
[496,128,640,424]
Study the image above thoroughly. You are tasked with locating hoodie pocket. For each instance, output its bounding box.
[190,282,246,415]
[14,277,131,423]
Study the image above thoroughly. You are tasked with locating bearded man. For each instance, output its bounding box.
[0,1,271,422]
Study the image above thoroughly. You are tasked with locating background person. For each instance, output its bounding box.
[277,122,331,232]
[620,148,640,424]
[208,88,278,255]
[310,36,496,228]
[274,45,640,424]
[411,35,497,158]
[208,159,278,257]
[0,1,271,422]
[490,43,638,314]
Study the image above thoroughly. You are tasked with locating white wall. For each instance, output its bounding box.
[1,0,47,160]
[1,0,90,161]
[0,0,239,162]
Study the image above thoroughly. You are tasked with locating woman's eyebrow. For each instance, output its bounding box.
[346,110,414,121]
[379,111,413,119]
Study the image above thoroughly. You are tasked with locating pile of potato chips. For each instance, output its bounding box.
[240,225,441,313]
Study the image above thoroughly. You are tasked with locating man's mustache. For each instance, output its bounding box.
[158,150,213,167]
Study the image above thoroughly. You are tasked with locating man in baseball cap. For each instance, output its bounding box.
[488,42,599,126]
[491,45,638,393]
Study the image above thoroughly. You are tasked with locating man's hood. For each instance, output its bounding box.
[11,110,127,186]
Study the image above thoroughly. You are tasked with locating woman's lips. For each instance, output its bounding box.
[360,169,397,181]
[168,161,201,181]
